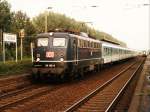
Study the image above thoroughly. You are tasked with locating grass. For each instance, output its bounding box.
[0,58,32,76]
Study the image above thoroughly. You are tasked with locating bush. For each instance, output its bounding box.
[0,59,32,75]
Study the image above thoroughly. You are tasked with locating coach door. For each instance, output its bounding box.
[73,40,78,65]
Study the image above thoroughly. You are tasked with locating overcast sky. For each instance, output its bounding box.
[7,0,149,50]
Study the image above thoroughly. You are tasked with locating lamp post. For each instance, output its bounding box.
[0,29,2,55]
[45,7,52,33]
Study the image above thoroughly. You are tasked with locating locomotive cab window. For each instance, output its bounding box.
[37,38,48,47]
[53,38,66,47]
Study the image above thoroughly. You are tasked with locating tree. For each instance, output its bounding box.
[0,0,12,60]
[32,11,126,47]
[10,11,36,57]
[0,0,11,32]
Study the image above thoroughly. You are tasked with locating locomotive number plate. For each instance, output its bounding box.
[46,52,54,58]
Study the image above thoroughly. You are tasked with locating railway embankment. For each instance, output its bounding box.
[128,55,150,112]
[0,59,31,77]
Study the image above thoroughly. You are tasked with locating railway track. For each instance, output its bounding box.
[0,74,32,95]
[0,57,144,112]
[0,74,30,87]
[65,58,144,112]
[0,84,60,110]
[0,72,69,111]
[0,84,39,99]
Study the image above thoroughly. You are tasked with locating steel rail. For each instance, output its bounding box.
[0,85,57,110]
[0,73,29,82]
[64,62,137,112]
[0,84,37,99]
[105,59,144,112]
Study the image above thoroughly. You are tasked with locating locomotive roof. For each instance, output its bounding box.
[101,41,130,50]
[36,32,69,37]
[69,34,101,43]
[101,41,137,52]
[36,32,101,43]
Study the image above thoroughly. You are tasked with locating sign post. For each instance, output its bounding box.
[19,29,25,60]
[0,29,2,49]
[30,42,33,62]
[16,38,18,62]
[3,37,5,63]
[3,33,17,63]
[21,37,23,60]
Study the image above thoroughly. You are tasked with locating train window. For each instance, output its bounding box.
[37,38,48,47]
[108,48,110,55]
[85,41,87,48]
[78,39,80,47]
[79,40,82,48]
[93,42,94,48]
[84,41,86,48]
[105,48,108,55]
[88,41,90,47]
[109,47,112,55]
[78,39,82,48]
[89,42,90,48]
[98,44,100,48]
[90,42,92,48]
[53,38,66,47]
[86,41,88,48]
[80,40,82,48]
[92,42,94,48]
[80,40,83,48]
[97,43,99,48]
[81,40,82,47]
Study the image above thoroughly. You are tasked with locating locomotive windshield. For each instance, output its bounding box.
[53,38,66,47]
[37,38,48,47]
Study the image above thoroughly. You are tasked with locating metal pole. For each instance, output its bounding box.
[45,7,52,33]
[0,29,2,61]
[16,37,18,62]
[0,29,2,47]
[45,11,48,33]
[3,35,5,63]
[31,42,33,62]
[21,37,23,60]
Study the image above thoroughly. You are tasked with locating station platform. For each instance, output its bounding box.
[128,55,150,112]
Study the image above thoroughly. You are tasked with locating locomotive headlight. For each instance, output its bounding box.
[60,58,64,62]
[49,32,53,36]
[36,58,40,62]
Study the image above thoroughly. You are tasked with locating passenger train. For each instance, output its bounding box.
[32,31,138,79]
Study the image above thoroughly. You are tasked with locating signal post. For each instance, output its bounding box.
[19,29,25,60]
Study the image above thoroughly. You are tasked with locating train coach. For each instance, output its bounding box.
[32,31,138,80]
[102,41,137,64]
